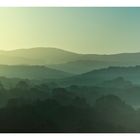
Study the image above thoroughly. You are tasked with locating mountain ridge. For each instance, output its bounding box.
[2,47,140,55]
[1,47,140,74]
[58,65,140,86]
[0,65,73,80]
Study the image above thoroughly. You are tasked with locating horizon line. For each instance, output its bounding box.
[1,47,140,55]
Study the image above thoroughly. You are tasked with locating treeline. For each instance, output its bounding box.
[0,80,140,132]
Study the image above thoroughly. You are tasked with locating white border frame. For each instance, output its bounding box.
[0,0,140,7]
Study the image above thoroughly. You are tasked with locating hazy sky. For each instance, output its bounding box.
[0,7,140,54]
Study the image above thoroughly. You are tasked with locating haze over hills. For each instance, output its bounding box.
[2,49,140,132]
[58,66,140,86]
[49,52,140,74]
[0,65,72,80]
[0,47,81,65]
[1,47,140,74]
[49,60,121,74]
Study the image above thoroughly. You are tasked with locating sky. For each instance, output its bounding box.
[0,7,140,54]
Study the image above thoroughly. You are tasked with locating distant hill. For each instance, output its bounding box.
[49,52,140,74]
[0,65,73,80]
[100,77,133,88]
[49,60,121,74]
[59,66,140,86]
[0,47,81,65]
[0,76,30,89]
[1,48,140,74]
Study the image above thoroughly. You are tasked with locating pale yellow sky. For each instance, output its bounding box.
[0,8,140,54]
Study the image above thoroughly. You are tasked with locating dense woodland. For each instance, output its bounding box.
[0,78,139,132]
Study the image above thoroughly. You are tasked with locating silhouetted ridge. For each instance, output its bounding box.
[0,65,73,80]
[59,65,140,86]
[1,48,140,74]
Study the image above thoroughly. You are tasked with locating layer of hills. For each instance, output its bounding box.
[1,47,140,74]
[0,65,72,80]
[1,64,140,87]
[2,47,140,132]
[1,47,140,82]
[2,65,140,86]
[49,60,120,74]
[58,66,140,86]
[0,47,80,65]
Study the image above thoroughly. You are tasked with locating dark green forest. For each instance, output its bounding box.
[0,77,140,132]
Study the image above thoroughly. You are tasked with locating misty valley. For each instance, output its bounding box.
[0,48,140,132]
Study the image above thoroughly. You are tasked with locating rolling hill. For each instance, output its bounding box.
[1,48,140,74]
[0,47,81,65]
[49,60,121,74]
[58,66,140,86]
[49,52,140,74]
[0,65,73,80]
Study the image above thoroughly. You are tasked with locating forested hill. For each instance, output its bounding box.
[0,65,73,80]
[59,66,140,86]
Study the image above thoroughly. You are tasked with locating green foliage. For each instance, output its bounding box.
[0,79,139,132]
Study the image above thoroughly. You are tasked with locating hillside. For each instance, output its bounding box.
[49,60,121,74]
[0,47,81,65]
[0,65,73,80]
[50,52,140,74]
[58,66,140,86]
[1,48,140,74]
